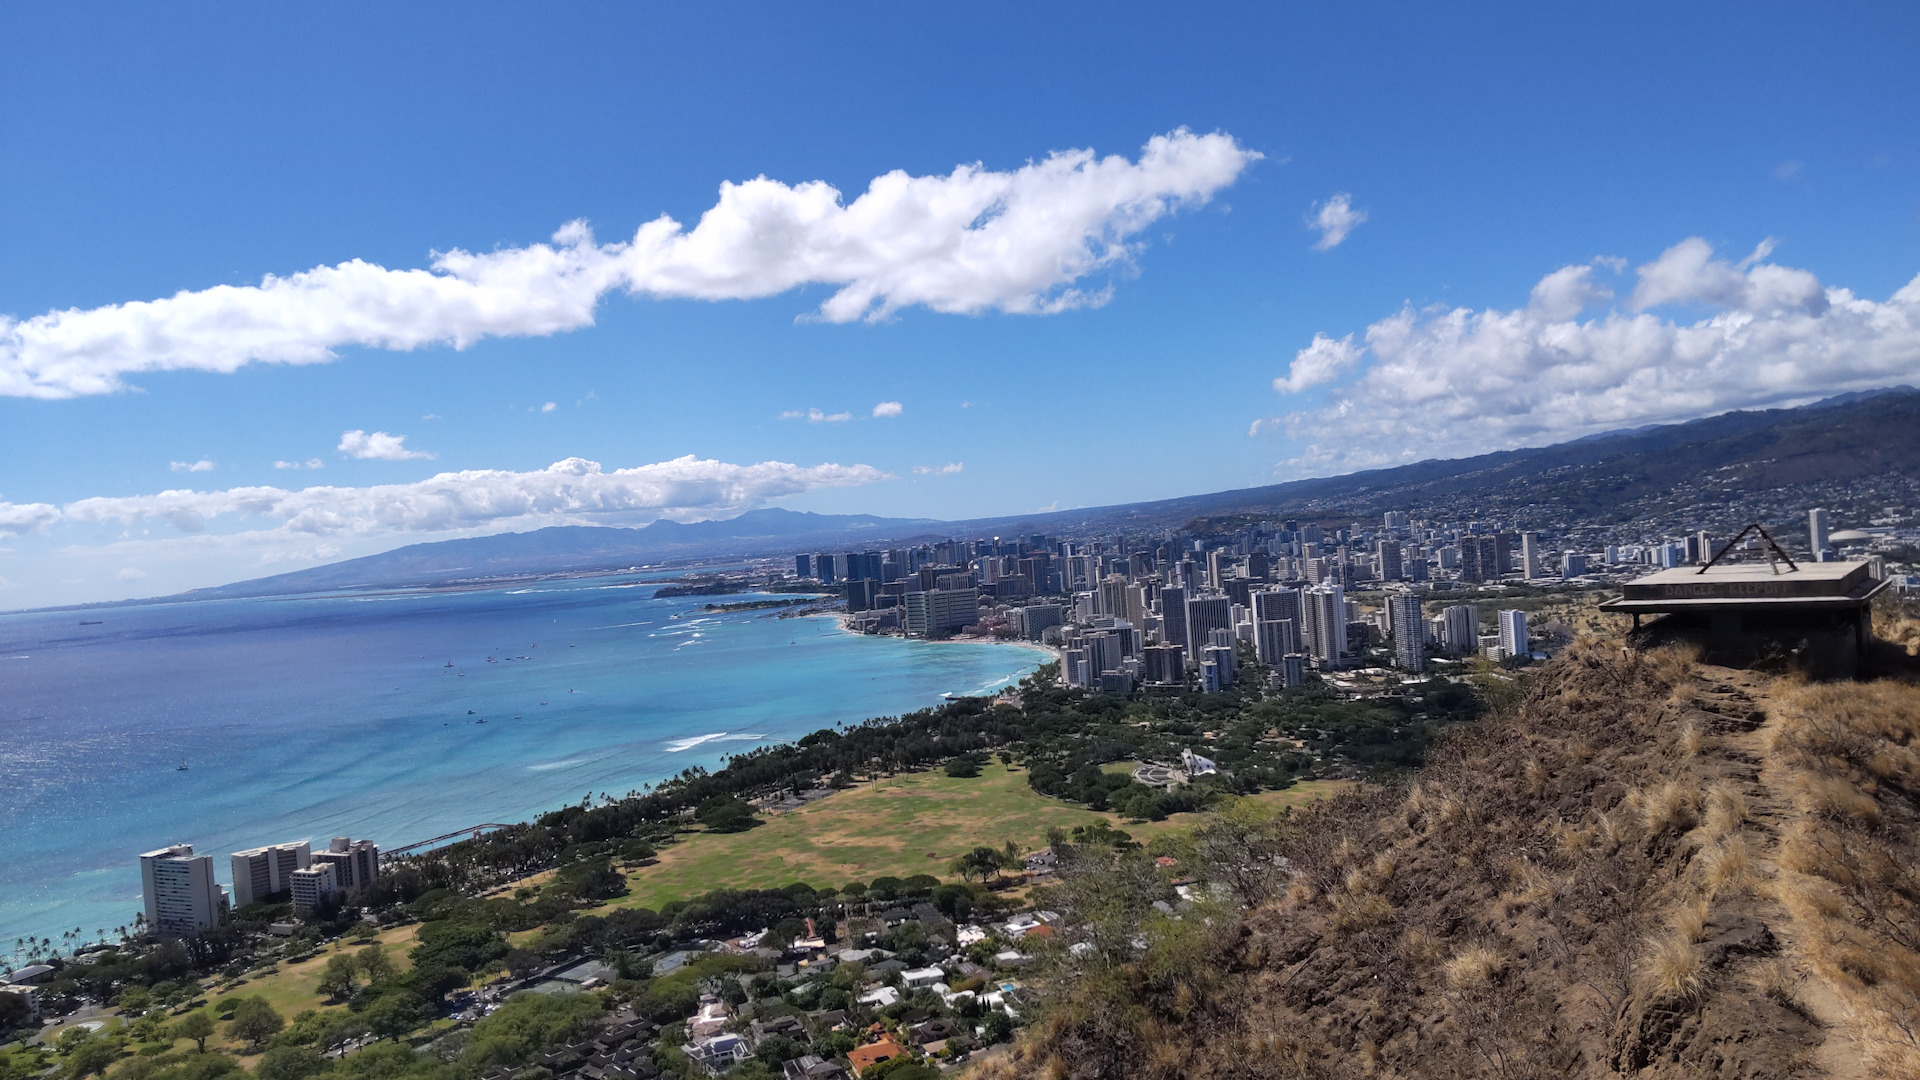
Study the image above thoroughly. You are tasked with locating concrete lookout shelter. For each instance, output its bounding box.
[1600,525,1888,677]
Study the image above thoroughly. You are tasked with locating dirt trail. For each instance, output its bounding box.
[1695,668,1871,1080]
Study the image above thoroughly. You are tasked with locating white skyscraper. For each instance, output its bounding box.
[1519,532,1542,579]
[1440,604,1480,657]
[1498,609,1529,659]
[140,845,225,935]
[1305,584,1347,668]
[289,863,339,916]
[230,840,312,909]
[1810,508,1831,561]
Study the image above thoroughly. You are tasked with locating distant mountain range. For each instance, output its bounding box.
[168,385,1920,601]
[172,510,943,601]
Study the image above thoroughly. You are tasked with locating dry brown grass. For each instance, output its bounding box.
[1630,780,1702,836]
[1697,836,1752,897]
[1677,722,1704,759]
[1672,896,1713,944]
[1771,678,1920,1078]
[1644,931,1705,1005]
[1702,782,1751,841]
[1444,945,1504,989]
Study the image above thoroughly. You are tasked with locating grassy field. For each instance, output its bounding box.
[213,767,1349,1022]
[230,926,417,1020]
[611,762,1352,909]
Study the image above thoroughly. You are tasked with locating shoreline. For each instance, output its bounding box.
[829,610,1062,678]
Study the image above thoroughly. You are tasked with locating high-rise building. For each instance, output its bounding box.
[289,863,339,917]
[140,845,225,935]
[845,578,879,612]
[1158,586,1189,650]
[1099,575,1130,619]
[1562,552,1589,578]
[1440,604,1480,656]
[903,588,979,637]
[1084,632,1125,677]
[230,841,311,909]
[1519,532,1542,579]
[310,837,379,896]
[1459,535,1502,583]
[1061,647,1093,688]
[1498,609,1529,659]
[1383,510,1410,530]
[1255,618,1299,665]
[1377,539,1404,582]
[1695,531,1715,565]
[1184,595,1233,660]
[1304,585,1346,668]
[1017,604,1063,641]
[814,553,838,584]
[1388,592,1426,672]
[1809,508,1831,561]
[1279,653,1306,688]
[1142,644,1186,685]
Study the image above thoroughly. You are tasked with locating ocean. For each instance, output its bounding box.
[0,573,1042,959]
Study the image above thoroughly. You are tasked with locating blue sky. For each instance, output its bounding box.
[3,3,1918,606]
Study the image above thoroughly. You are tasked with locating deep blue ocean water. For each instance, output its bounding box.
[0,574,1041,959]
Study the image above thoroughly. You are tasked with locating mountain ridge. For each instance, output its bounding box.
[69,385,1920,608]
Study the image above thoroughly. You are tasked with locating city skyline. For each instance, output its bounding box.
[5,4,1920,606]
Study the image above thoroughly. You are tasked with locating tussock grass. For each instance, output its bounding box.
[1443,945,1503,989]
[1771,679,1920,1078]
[1672,896,1712,944]
[1698,836,1751,898]
[1677,722,1703,759]
[1644,931,1705,1005]
[1630,780,1702,837]
[1701,783,1750,841]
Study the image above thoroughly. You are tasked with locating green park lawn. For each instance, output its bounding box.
[611,761,1109,909]
[610,762,1353,909]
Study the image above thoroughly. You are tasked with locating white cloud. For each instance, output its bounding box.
[0,129,1257,399]
[116,568,147,581]
[274,459,325,470]
[46,454,888,537]
[913,462,964,475]
[871,401,903,418]
[0,499,60,536]
[338,429,435,461]
[1273,333,1363,394]
[1308,193,1367,251]
[169,459,215,473]
[1527,264,1614,322]
[782,408,852,424]
[541,401,558,413]
[1253,237,1920,470]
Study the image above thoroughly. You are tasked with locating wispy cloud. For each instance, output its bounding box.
[274,459,325,470]
[913,462,964,475]
[871,401,903,418]
[541,402,558,413]
[1252,237,1920,471]
[23,455,889,538]
[781,408,853,424]
[0,130,1258,399]
[338,430,434,461]
[169,459,214,473]
[1308,192,1367,250]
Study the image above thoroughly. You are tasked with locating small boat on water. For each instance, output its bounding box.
[176,762,188,770]
[444,661,454,668]
[79,620,103,626]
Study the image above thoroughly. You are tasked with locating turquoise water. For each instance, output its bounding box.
[0,574,1041,960]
